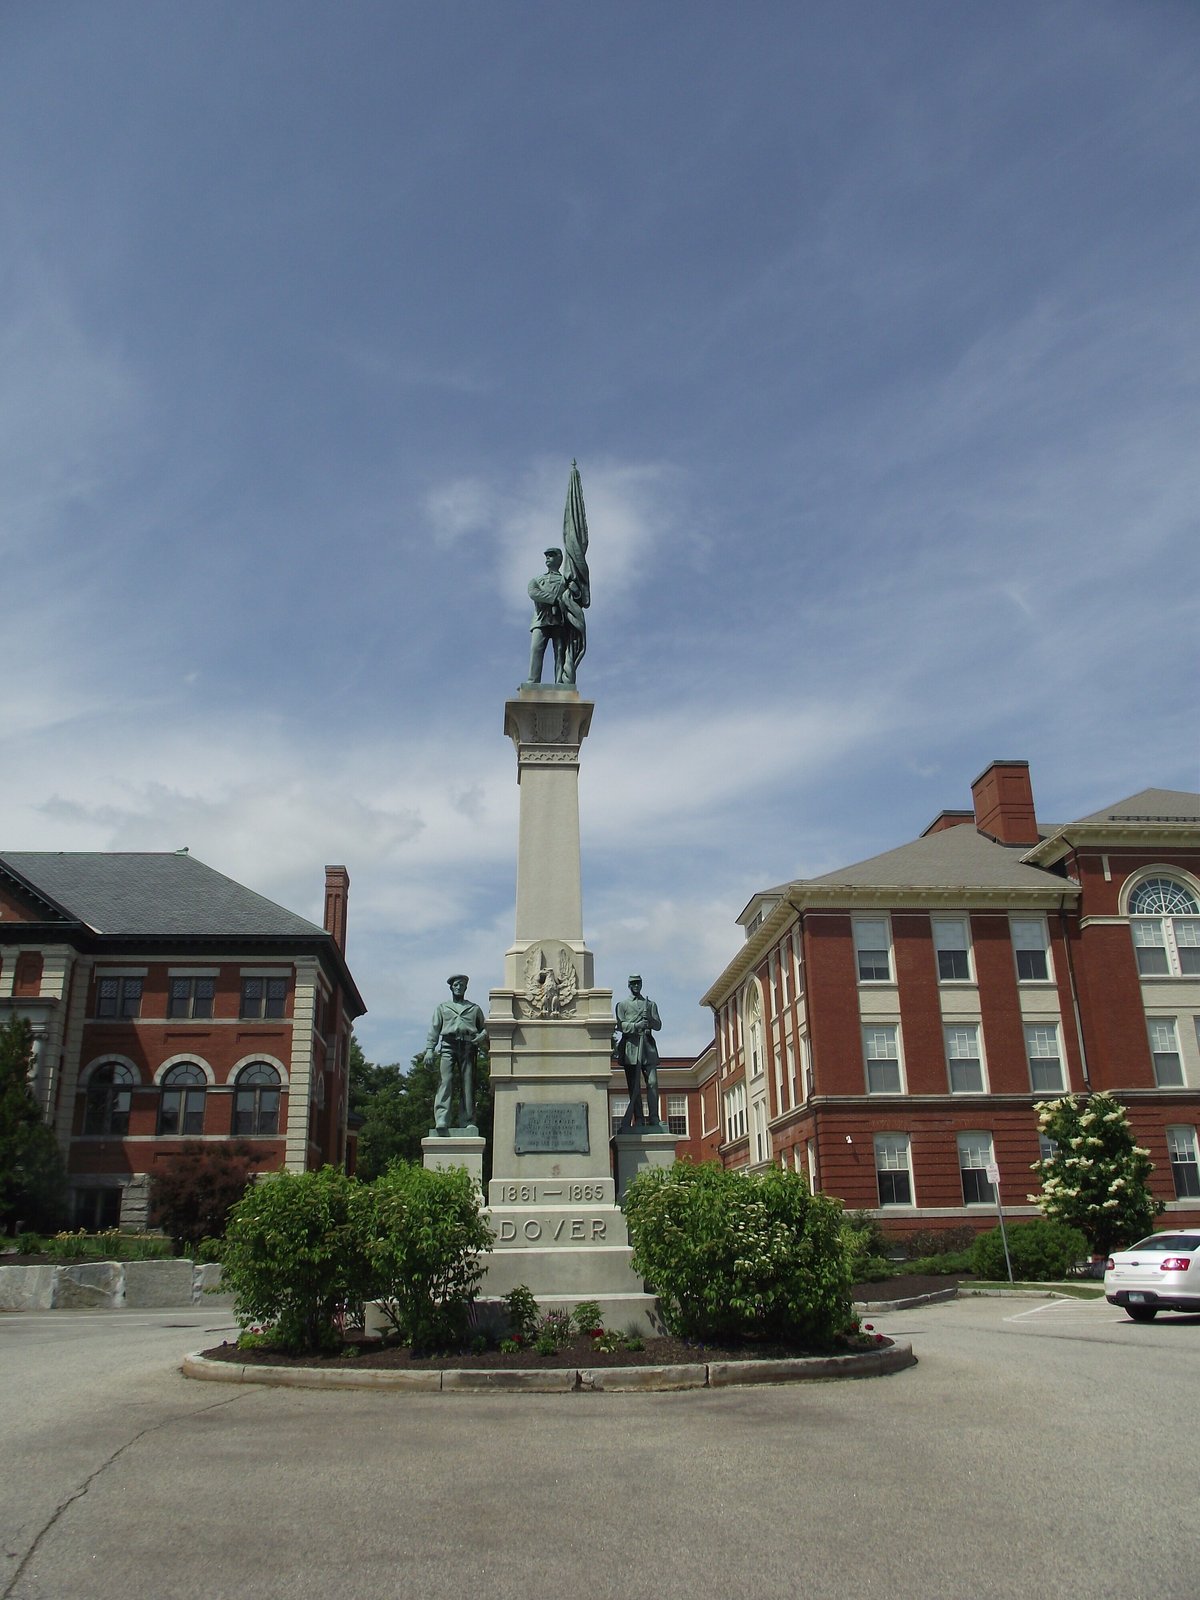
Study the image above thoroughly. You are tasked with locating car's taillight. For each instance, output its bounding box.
[1160,1257,1191,1271]
[1104,1257,1115,1270]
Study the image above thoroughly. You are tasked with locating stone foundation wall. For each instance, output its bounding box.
[0,1260,232,1312]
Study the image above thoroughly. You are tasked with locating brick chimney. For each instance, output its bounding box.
[971,761,1039,846]
[323,865,350,954]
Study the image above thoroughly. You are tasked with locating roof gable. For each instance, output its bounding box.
[0,852,325,939]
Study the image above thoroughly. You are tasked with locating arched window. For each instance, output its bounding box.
[233,1061,281,1136]
[83,1062,135,1136]
[157,1062,207,1136]
[745,986,764,1079]
[1128,877,1200,976]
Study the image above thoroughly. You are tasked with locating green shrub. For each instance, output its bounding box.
[502,1284,540,1340]
[900,1226,976,1259]
[852,1254,894,1282]
[901,1251,974,1276]
[368,1161,492,1353]
[971,1219,1088,1282]
[623,1161,853,1345]
[572,1299,603,1334]
[221,1166,376,1352]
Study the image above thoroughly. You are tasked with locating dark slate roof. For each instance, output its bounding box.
[0,852,326,938]
[798,823,1065,894]
[1063,787,1200,827]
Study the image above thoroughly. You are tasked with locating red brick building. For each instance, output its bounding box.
[0,852,365,1228]
[699,763,1200,1237]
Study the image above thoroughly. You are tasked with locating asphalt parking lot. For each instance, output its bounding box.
[2,1293,1195,1600]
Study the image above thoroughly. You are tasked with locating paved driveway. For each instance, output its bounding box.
[1,1294,1194,1600]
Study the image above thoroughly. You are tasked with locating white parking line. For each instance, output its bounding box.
[1003,1301,1065,1322]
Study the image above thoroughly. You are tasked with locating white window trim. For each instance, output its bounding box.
[956,1130,997,1207]
[873,1132,915,1207]
[1023,1022,1065,1094]
[1011,917,1054,985]
[932,917,974,984]
[863,1022,905,1095]
[944,1022,988,1094]
[853,917,894,984]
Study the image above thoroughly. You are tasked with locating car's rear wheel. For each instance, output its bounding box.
[1125,1305,1158,1322]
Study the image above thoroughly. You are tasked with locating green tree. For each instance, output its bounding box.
[349,1036,492,1181]
[0,1014,66,1234]
[148,1140,266,1252]
[1031,1093,1164,1256]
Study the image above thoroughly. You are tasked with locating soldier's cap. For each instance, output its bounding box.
[628,973,642,983]
[545,545,562,557]
[447,973,469,986]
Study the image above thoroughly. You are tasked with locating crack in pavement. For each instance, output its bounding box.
[2,1390,249,1599]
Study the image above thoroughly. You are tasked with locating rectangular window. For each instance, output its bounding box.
[957,1131,996,1205]
[945,1024,985,1093]
[1175,919,1200,975]
[933,918,970,982]
[1132,921,1170,975]
[1012,919,1050,981]
[753,1099,768,1164]
[1024,1024,1064,1093]
[167,977,214,1019]
[1166,1125,1200,1199]
[240,976,288,1020]
[610,1098,627,1137]
[874,1133,913,1206]
[666,1094,688,1137]
[1038,1133,1059,1162]
[854,918,891,982]
[96,977,142,1019]
[864,1024,902,1094]
[723,1083,747,1142]
[1148,1018,1184,1087]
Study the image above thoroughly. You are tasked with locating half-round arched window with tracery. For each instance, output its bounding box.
[1127,876,1200,977]
[158,1062,207,1136]
[233,1061,281,1136]
[744,985,765,1079]
[83,1061,136,1136]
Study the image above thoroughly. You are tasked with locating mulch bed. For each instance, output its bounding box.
[202,1327,893,1371]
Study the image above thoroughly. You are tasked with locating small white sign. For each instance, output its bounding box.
[985,1162,1000,1184]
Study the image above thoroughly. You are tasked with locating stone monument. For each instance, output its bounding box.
[419,974,487,1192]
[477,462,662,1333]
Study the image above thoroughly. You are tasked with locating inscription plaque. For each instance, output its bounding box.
[514,1101,590,1154]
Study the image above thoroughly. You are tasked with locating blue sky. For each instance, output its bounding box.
[2,1,1197,1061]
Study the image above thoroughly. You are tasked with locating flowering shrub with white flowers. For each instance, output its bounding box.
[1030,1093,1163,1256]
[622,1161,853,1345]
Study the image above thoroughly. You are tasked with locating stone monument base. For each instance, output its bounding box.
[612,1127,678,1201]
[420,1131,485,1194]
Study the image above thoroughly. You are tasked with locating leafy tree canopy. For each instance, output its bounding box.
[1031,1092,1164,1256]
[0,1013,66,1234]
[349,1036,492,1181]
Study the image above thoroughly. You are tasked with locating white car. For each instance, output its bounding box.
[1105,1229,1200,1322]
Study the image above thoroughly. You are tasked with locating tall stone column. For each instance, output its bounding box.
[483,685,659,1332]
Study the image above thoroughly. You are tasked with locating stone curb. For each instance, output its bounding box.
[854,1287,960,1313]
[182,1341,915,1393]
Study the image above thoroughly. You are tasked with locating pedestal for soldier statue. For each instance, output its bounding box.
[419,974,487,1192]
[476,462,663,1334]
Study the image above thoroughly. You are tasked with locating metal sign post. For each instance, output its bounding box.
[986,1161,1014,1283]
